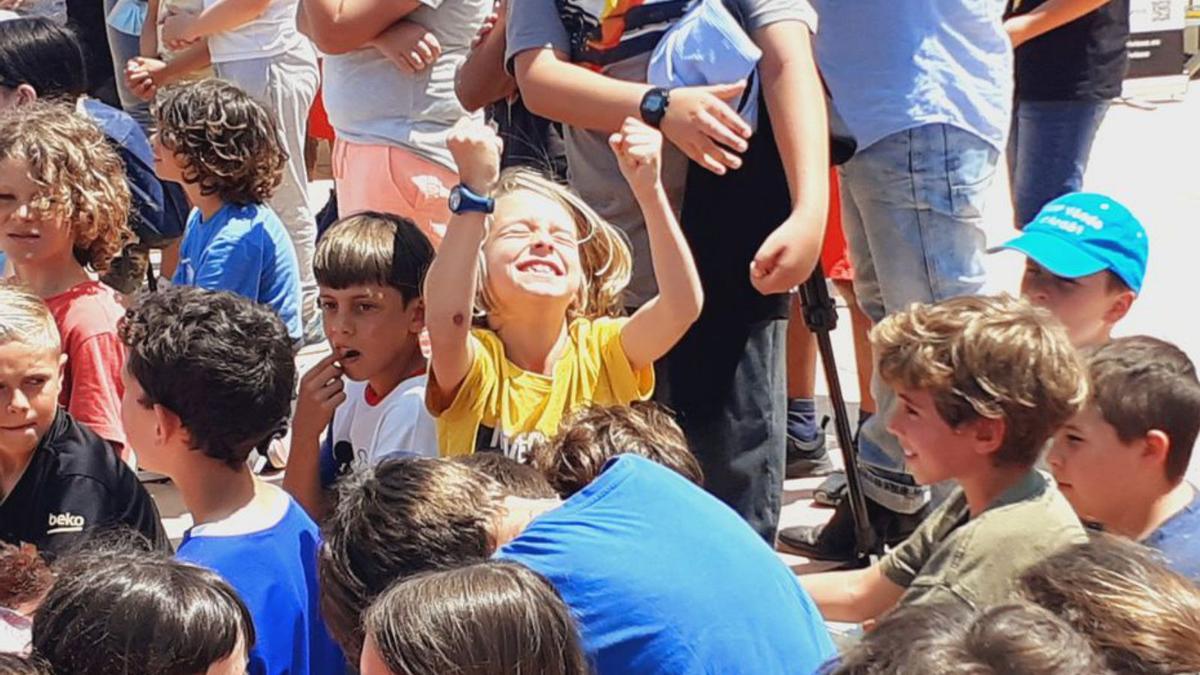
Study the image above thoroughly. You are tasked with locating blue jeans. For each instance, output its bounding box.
[104,0,152,130]
[839,123,998,514]
[1008,99,1110,227]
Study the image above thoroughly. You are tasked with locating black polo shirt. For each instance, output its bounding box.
[0,410,170,558]
[1009,0,1131,101]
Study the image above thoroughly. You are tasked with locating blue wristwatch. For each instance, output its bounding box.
[448,184,495,215]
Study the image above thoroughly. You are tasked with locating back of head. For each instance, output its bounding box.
[1019,533,1200,674]
[830,601,1110,675]
[0,101,131,272]
[314,211,435,302]
[362,561,588,675]
[30,546,254,675]
[872,294,1087,466]
[119,285,296,469]
[1085,336,1200,483]
[0,654,51,675]
[0,283,60,354]
[154,78,285,205]
[0,542,53,609]
[319,458,506,662]
[530,402,703,497]
[455,453,557,499]
[0,17,87,100]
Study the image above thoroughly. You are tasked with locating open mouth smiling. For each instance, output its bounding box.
[515,259,564,277]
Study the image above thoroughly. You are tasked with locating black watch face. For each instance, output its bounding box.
[449,189,462,212]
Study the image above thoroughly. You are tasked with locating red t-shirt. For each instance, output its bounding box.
[45,281,127,450]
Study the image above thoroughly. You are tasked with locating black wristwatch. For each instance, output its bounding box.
[639,87,670,129]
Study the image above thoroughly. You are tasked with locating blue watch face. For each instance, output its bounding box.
[449,189,462,212]
[646,91,667,112]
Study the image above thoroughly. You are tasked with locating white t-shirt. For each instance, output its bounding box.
[330,376,439,472]
[205,0,304,63]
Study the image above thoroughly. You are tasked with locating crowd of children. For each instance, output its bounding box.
[0,0,1197,673]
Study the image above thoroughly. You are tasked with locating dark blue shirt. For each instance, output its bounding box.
[497,455,836,674]
[177,495,345,675]
[1144,486,1200,582]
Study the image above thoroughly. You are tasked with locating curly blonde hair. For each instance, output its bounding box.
[475,169,632,325]
[0,101,131,272]
[154,78,285,205]
[872,294,1088,466]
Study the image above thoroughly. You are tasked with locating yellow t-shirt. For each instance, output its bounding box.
[427,317,654,457]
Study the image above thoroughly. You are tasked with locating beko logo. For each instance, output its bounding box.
[46,512,85,533]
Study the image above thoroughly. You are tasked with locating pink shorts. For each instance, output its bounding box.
[332,138,457,246]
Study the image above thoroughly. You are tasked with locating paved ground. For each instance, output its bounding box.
[150,85,1200,574]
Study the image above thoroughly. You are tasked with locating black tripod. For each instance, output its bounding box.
[796,263,881,566]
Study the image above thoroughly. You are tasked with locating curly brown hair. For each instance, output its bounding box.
[153,79,285,205]
[0,101,131,271]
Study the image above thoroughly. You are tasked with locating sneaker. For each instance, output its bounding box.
[785,416,833,479]
[777,496,929,562]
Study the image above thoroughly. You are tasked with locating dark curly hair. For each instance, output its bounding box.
[153,78,285,205]
[0,101,131,271]
[119,286,296,469]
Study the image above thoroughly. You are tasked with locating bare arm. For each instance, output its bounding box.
[282,354,345,522]
[615,121,703,370]
[1006,0,1112,47]
[425,123,502,399]
[457,9,517,111]
[747,20,829,296]
[298,0,422,54]
[800,565,906,624]
[141,0,160,57]
[164,0,272,43]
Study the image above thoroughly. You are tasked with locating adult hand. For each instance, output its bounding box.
[446,118,503,195]
[609,117,663,199]
[749,211,823,296]
[125,57,168,101]
[161,9,200,50]
[293,353,346,445]
[374,21,442,74]
[660,82,751,176]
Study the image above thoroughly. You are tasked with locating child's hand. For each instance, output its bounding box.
[126,57,167,102]
[161,9,199,50]
[446,119,503,194]
[293,353,346,445]
[373,21,442,74]
[660,82,751,176]
[609,117,663,197]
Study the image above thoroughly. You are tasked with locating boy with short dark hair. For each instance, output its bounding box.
[152,79,304,342]
[118,286,345,674]
[0,284,166,558]
[1047,336,1200,580]
[801,295,1089,623]
[997,192,1148,348]
[283,212,438,522]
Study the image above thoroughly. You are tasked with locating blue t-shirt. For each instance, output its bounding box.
[177,496,346,675]
[1143,486,1200,582]
[497,455,836,675]
[810,0,1012,152]
[173,202,302,340]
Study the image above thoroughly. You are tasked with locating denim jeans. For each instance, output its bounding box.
[1008,99,1110,227]
[103,0,152,130]
[838,123,998,514]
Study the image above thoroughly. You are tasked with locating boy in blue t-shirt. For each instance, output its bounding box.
[1047,336,1200,581]
[319,404,835,673]
[151,78,303,342]
[118,286,345,675]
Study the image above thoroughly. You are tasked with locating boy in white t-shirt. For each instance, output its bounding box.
[284,212,439,521]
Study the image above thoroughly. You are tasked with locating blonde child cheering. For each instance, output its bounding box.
[426,117,702,457]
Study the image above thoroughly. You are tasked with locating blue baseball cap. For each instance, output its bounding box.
[996,192,1148,294]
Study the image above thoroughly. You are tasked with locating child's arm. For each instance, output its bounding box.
[800,565,906,624]
[1005,0,1111,47]
[424,121,502,400]
[126,41,212,101]
[160,0,271,47]
[746,21,829,296]
[613,117,703,371]
[140,0,160,57]
[456,0,516,111]
[370,20,442,74]
[298,0,422,55]
[283,353,346,521]
[513,49,749,176]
